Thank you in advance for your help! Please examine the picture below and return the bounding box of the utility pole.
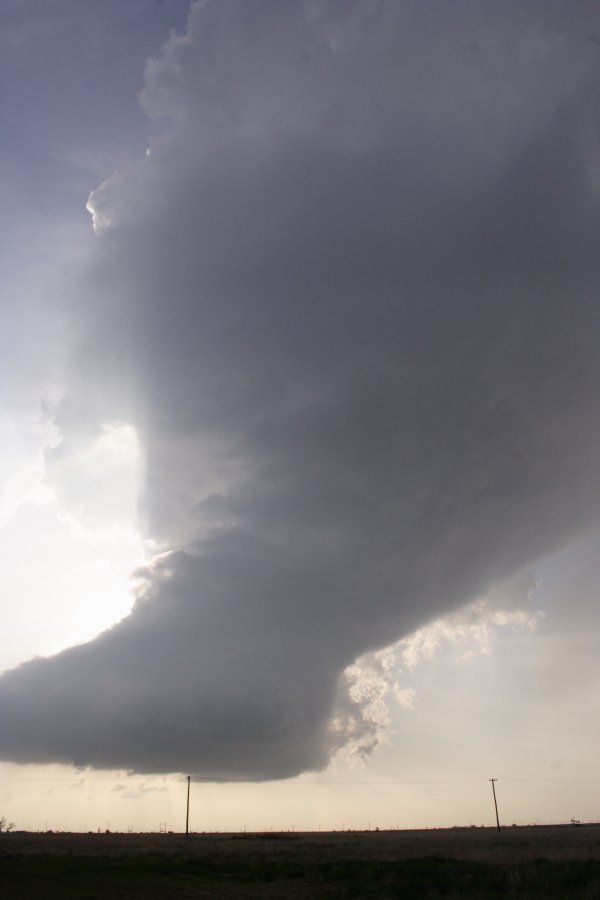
[489,779,500,831]
[185,775,191,837]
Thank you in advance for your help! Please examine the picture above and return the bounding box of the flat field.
[2,825,600,898]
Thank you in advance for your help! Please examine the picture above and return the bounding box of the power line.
[501,779,600,785]
[1,776,599,785]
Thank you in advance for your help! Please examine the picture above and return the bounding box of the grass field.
[2,825,600,898]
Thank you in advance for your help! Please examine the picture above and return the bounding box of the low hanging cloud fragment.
[2,0,600,779]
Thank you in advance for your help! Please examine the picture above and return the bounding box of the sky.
[1,0,600,833]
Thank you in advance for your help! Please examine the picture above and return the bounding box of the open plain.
[2,824,600,898]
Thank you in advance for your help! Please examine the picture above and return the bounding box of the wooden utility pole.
[489,778,500,831]
[185,776,191,837]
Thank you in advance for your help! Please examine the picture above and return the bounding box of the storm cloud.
[1,0,600,778]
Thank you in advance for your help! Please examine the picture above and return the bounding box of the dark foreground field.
[2,825,600,898]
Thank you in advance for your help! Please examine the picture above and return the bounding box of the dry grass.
[2,824,600,898]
